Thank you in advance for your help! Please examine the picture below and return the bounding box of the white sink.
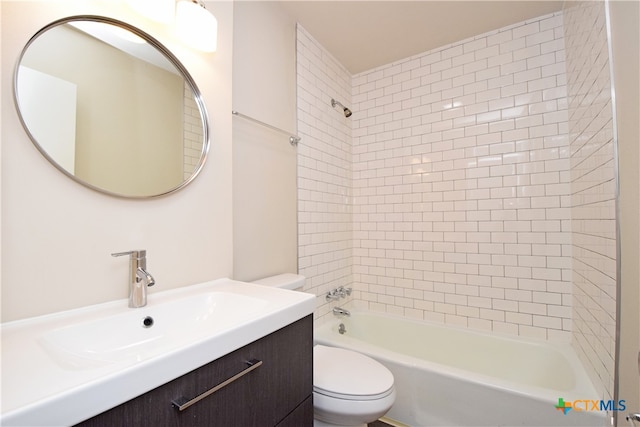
[1,278,315,426]
[39,291,269,369]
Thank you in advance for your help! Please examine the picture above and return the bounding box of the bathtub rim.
[314,310,602,406]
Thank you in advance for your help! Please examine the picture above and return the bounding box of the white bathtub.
[314,311,606,427]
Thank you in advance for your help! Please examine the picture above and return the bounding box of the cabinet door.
[77,315,313,427]
[276,395,313,427]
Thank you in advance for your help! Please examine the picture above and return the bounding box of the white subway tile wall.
[350,12,573,341]
[297,25,354,319]
[297,9,617,398]
[184,82,204,179]
[563,1,616,400]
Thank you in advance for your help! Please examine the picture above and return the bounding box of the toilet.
[252,274,396,427]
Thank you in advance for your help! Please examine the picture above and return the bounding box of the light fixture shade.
[126,0,175,23]
[175,0,218,52]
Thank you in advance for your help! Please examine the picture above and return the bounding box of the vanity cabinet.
[76,315,313,427]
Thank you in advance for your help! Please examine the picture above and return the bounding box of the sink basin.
[39,291,268,369]
[1,278,315,426]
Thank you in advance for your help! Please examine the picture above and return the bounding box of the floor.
[369,421,393,427]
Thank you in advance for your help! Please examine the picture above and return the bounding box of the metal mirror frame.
[13,15,211,199]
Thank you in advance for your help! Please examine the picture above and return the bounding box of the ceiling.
[280,1,564,74]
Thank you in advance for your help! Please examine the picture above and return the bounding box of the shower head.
[331,98,353,118]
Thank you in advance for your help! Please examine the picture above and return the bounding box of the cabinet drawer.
[77,315,313,427]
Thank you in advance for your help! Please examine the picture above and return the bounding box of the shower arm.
[331,98,353,118]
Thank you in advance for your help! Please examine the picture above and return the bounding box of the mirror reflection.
[14,16,209,198]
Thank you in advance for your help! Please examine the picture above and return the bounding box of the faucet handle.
[326,289,341,302]
[112,250,146,259]
[338,286,352,297]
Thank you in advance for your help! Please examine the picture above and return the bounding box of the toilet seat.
[313,345,394,401]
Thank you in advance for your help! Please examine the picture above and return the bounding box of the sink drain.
[141,316,154,328]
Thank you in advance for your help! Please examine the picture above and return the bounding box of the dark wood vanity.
[76,315,313,427]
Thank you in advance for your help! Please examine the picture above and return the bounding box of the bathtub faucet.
[326,286,352,302]
[333,307,351,317]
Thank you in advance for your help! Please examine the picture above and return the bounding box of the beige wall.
[609,0,640,414]
[232,1,299,282]
[231,1,297,133]
[1,0,234,321]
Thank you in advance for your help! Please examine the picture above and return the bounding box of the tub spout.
[333,307,350,317]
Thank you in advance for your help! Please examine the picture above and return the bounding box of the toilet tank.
[252,273,305,291]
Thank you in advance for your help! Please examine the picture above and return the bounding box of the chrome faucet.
[333,307,351,317]
[112,249,155,308]
[326,286,352,302]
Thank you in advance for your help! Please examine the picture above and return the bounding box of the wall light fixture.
[126,0,218,52]
[126,0,175,24]
[175,0,218,53]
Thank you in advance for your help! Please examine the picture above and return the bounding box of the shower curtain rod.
[231,110,301,146]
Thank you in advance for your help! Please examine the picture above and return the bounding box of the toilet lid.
[313,345,394,401]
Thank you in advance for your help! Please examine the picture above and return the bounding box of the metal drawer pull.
[172,359,263,411]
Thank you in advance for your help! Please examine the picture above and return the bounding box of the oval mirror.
[13,16,210,198]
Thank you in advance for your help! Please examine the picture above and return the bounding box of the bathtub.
[314,311,606,427]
